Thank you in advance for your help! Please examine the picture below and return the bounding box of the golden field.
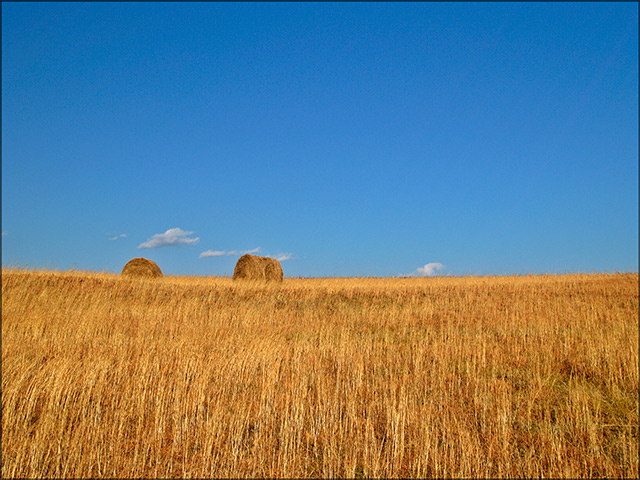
[1,268,638,478]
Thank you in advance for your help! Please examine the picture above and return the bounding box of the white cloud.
[139,228,200,248]
[272,253,293,262]
[416,262,445,276]
[1,232,7,237]
[108,233,127,241]
[199,247,261,258]
[199,250,227,258]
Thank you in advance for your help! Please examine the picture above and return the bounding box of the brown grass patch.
[2,270,637,478]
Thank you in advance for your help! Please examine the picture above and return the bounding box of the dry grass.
[2,268,638,478]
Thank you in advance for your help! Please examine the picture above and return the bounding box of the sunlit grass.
[2,268,638,478]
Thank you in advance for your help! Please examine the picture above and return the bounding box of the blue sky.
[2,2,638,277]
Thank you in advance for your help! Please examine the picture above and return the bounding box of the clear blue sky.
[2,2,638,277]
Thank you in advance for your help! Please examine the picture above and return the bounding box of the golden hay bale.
[233,254,283,281]
[121,257,163,278]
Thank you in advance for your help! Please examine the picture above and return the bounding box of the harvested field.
[2,269,638,478]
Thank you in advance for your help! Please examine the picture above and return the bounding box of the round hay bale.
[233,254,283,281]
[121,257,163,278]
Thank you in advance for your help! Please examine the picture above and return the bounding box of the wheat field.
[1,268,638,478]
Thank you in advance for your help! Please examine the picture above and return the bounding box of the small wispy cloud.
[199,250,227,258]
[199,247,261,258]
[272,253,293,262]
[416,262,445,276]
[139,228,200,249]
[108,233,127,241]
[1,232,7,237]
